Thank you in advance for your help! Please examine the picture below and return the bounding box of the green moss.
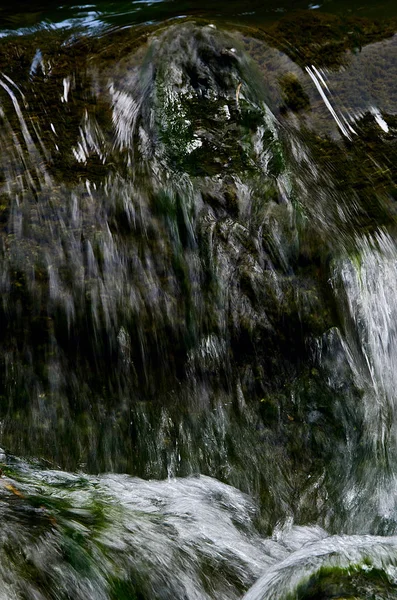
[279,73,311,113]
[259,395,279,423]
[285,563,397,600]
[109,578,143,600]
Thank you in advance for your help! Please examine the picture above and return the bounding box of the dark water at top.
[0,0,397,598]
[2,0,397,35]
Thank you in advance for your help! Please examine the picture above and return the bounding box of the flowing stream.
[1,1,397,598]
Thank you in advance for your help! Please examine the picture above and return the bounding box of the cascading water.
[1,1,397,598]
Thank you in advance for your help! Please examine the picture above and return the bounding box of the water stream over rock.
[1,1,397,597]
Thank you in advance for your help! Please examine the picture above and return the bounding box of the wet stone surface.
[0,4,396,598]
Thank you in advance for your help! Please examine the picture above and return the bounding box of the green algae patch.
[109,578,145,600]
[279,73,310,113]
[285,563,397,600]
[151,22,281,178]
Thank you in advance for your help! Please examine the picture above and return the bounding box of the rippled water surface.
[1,0,397,598]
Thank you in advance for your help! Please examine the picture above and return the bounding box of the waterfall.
[0,2,397,598]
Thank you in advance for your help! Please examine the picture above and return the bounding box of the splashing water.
[0,1,397,598]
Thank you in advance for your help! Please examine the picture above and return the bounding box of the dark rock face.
[0,12,395,533]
